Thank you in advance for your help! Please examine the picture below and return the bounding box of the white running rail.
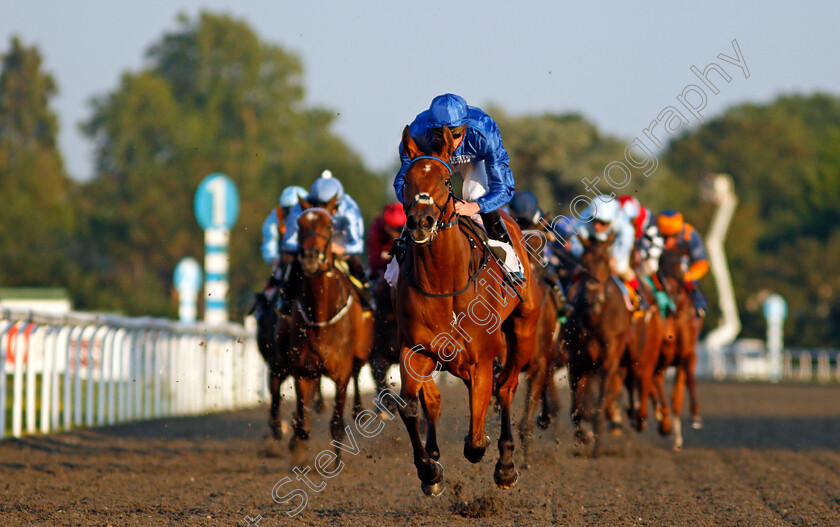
[0,308,267,439]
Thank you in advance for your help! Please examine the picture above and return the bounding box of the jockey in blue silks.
[394,93,524,284]
[258,185,307,303]
[281,170,372,311]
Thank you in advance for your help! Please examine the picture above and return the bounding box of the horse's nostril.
[406,216,417,229]
[422,215,435,229]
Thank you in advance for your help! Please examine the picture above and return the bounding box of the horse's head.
[296,197,337,276]
[659,245,687,286]
[578,231,615,317]
[400,125,457,245]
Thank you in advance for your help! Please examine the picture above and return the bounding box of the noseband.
[403,155,460,244]
[297,209,334,274]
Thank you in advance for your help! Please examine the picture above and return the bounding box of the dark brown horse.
[654,247,704,451]
[514,223,566,465]
[562,232,632,453]
[369,274,401,414]
[286,199,374,459]
[254,290,327,441]
[395,126,540,495]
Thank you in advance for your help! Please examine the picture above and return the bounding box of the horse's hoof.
[463,435,489,464]
[673,443,682,453]
[314,401,326,415]
[574,429,594,446]
[494,467,519,490]
[421,481,445,497]
[691,417,704,430]
[658,420,672,437]
[610,427,623,437]
[537,415,552,430]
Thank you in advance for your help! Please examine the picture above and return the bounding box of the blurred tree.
[491,108,677,220]
[664,94,840,346]
[0,37,75,287]
[79,12,386,318]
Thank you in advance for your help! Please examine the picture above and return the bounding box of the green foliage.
[491,107,677,218]
[77,12,385,318]
[664,94,840,346]
[0,37,75,287]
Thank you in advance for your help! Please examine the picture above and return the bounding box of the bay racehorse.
[654,246,704,451]
[395,125,540,495]
[253,288,326,442]
[562,231,632,454]
[286,198,373,460]
[514,221,566,465]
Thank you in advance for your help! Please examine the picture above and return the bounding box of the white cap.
[321,169,333,179]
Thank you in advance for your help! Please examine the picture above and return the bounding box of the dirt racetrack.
[2,380,840,526]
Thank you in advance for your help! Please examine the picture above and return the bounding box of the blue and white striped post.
[194,173,240,325]
[174,257,202,323]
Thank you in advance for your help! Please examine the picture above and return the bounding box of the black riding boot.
[479,210,526,285]
[276,257,300,316]
[345,254,375,311]
[542,267,573,319]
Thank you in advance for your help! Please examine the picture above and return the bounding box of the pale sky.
[2,1,839,181]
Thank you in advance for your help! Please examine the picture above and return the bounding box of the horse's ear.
[438,125,456,159]
[325,194,339,214]
[298,195,311,210]
[401,125,422,159]
[580,234,591,248]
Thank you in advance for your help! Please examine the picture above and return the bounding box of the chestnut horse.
[562,232,632,453]
[286,199,374,460]
[654,247,704,451]
[514,223,566,465]
[395,126,540,495]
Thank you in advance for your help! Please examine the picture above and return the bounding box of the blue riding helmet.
[279,185,308,208]
[309,170,344,204]
[428,93,469,129]
[509,190,541,222]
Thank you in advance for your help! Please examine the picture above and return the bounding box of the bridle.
[294,208,354,326]
[403,155,460,245]
[297,208,334,275]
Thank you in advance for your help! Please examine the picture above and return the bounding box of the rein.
[403,155,459,243]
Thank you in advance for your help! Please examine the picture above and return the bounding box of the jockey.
[367,203,406,280]
[281,170,373,311]
[260,185,307,299]
[619,195,670,313]
[573,194,645,312]
[508,190,571,318]
[394,93,524,285]
[657,210,709,316]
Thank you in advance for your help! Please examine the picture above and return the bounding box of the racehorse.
[253,291,325,441]
[395,125,540,495]
[285,198,374,460]
[615,253,664,434]
[369,274,400,413]
[562,232,632,453]
[654,246,704,451]
[514,222,566,465]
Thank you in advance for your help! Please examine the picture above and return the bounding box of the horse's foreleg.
[464,360,493,464]
[538,365,560,429]
[421,380,442,461]
[671,364,688,451]
[397,347,444,496]
[495,364,524,489]
[686,351,702,429]
[518,359,546,468]
[268,371,286,440]
[330,375,350,462]
[352,360,363,419]
[569,365,592,445]
[290,377,314,451]
[594,349,622,456]
[654,367,671,436]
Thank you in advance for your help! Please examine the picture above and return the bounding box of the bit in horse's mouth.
[410,229,433,245]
